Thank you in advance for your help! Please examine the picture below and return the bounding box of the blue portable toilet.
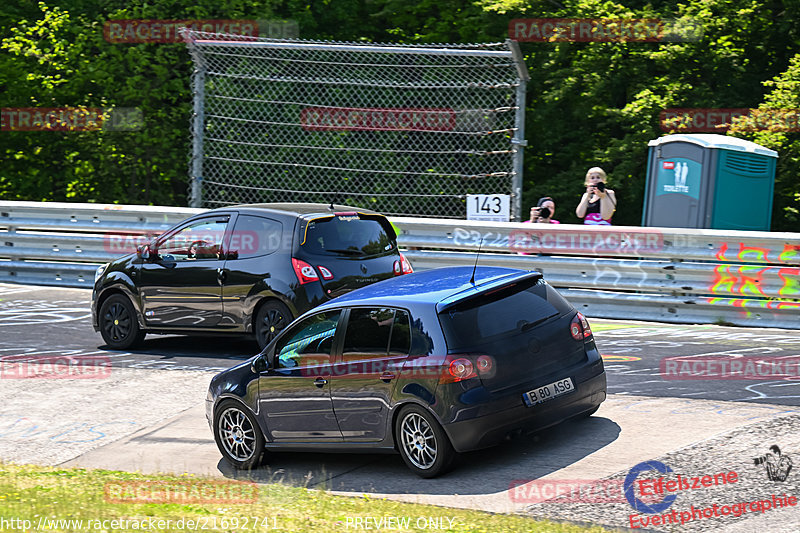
[642,134,778,231]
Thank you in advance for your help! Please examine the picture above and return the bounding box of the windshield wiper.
[327,248,365,256]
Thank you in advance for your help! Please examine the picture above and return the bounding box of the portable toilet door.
[710,146,778,231]
[642,134,778,230]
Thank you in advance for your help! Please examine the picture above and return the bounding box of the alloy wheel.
[219,407,257,461]
[400,412,437,470]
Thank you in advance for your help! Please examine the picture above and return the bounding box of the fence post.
[189,62,206,208]
[509,39,529,222]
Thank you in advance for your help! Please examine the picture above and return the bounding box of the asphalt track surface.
[2,282,799,404]
[2,283,800,532]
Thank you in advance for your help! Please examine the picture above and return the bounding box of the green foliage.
[1,0,799,231]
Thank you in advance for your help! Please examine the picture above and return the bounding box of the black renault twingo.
[92,203,412,350]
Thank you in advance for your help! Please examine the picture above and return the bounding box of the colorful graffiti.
[706,297,800,310]
[710,242,800,299]
[715,242,800,266]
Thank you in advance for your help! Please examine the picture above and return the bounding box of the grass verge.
[0,462,616,532]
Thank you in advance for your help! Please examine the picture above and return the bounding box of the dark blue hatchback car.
[207,266,606,477]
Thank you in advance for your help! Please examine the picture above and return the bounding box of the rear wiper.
[519,314,556,332]
[327,248,365,256]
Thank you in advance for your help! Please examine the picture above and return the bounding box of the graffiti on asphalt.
[0,415,136,443]
[0,300,91,325]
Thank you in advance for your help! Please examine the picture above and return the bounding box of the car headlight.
[94,263,109,284]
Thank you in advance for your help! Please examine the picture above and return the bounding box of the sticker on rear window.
[337,215,359,221]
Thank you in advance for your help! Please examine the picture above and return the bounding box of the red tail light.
[292,258,319,285]
[445,357,475,383]
[439,354,495,383]
[476,355,494,374]
[317,265,334,280]
[570,312,592,340]
[394,253,414,276]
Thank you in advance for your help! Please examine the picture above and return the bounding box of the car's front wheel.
[395,405,455,478]
[254,300,292,350]
[213,400,265,470]
[99,294,145,349]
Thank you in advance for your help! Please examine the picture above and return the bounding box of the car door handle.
[217,268,227,284]
[313,378,328,388]
[380,372,396,383]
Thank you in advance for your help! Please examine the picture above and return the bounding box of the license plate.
[523,377,574,406]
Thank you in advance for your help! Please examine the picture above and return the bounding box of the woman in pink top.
[576,167,616,225]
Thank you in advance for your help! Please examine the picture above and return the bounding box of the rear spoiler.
[299,212,398,245]
[436,271,543,314]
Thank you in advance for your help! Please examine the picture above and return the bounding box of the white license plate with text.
[523,377,574,406]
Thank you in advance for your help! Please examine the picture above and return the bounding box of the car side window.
[157,218,229,262]
[229,215,282,259]
[389,309,411,356]
[274,310,341,369]
[342,308,396,361]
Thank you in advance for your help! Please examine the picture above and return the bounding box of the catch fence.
[182,30,528,220]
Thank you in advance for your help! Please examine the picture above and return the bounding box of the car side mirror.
[251,354,270,374]
[137,244,151,260]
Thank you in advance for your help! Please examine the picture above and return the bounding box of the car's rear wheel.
[99,294,145,349]
[395,405,455,478]
[213,400,265,470]
[254,300,292,350]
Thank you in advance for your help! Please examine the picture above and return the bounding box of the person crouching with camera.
[526,196,560,224]
[576,166,617,225]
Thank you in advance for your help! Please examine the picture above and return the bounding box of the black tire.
[254,300,292,350]
[395,404,455,478]
[99,294,145,349]
[213,399,266,470]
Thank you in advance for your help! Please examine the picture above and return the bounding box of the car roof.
[315,266,542,311]
[217,203,382,219]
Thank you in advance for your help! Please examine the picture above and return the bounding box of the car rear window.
[439,278,572,352]
[300,215,395,257]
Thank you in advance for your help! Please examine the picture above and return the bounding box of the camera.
[538,207,551,219]
[594,182,606,192]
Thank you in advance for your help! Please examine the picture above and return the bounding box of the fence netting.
[183,30,526,218]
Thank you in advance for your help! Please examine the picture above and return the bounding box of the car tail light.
[394,253,414,276]
[476,355,494,374]
[445,357,475,383]
[439,354,495,383]
[317,265,334,280]
[570,312,592,340]
[292,258,319,285]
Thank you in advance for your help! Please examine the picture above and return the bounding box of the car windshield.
[300,215,395,256]
[439,279,571,352]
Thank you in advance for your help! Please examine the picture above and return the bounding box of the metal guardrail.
[1,201,798,329]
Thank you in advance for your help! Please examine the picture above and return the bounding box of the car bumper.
[205,398,214,431]
[442,361,606,453]
[90,290,100,331]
